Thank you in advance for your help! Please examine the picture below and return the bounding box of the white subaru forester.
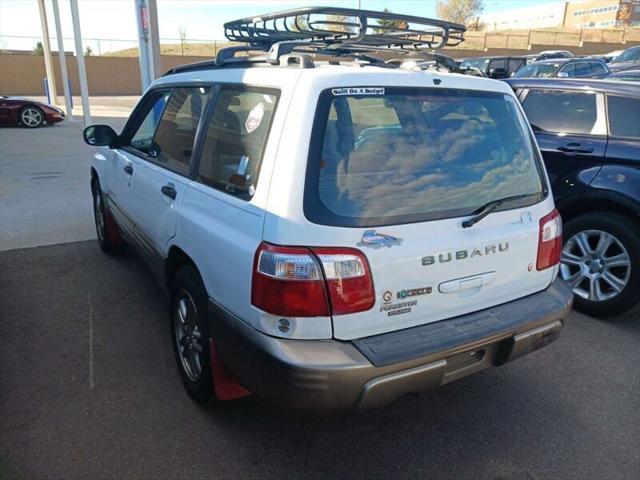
[83,8,573,411]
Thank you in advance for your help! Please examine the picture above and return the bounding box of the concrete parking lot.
[1,108,639,480]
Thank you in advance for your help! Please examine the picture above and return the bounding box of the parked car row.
[459,45,640,81]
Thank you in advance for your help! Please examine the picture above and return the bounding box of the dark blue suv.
[506,78,639,317]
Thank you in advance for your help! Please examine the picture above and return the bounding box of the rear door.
[130,86,210,270]
[291,87,556,340]
[519,87,607,205]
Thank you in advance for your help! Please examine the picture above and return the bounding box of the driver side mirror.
[488,67,508,78]
[83,124,119,148]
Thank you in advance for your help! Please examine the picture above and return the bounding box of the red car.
[0,95,65,127]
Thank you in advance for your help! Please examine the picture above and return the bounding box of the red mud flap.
[209,339,251,401]
[105,209,124,246]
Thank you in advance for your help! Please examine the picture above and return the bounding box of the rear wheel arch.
[166,246,202,292]
[559,195,640,227]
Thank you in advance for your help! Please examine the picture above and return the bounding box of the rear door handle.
[123,164,133,175]
[557,143,594,154]
[161,184,177,200]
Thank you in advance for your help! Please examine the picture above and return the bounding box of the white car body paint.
[91,64,558,341]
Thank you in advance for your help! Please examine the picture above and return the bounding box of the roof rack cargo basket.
[223,6,465,63]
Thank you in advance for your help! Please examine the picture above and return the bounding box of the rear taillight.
[537,209,562,271]
[312,248,375,315]
[251,242,375,317]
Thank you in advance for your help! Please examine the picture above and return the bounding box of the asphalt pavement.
[1,241,639,480]
[0,112,128,251]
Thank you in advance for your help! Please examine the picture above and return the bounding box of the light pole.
[134,0,161,92]
[36,0,58,104]
[52,0,73,119]
[70,0,91,127]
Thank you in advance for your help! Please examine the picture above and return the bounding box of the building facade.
[479,0,640,31]
[564,0,640,28]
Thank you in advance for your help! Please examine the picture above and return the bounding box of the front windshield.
[513,63,561,78]
[305,88,544,227]
[613,48,640,63]
[461,58,489,70]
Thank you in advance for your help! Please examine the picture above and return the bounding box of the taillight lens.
[252,243,329,317]
[251,243,375,317]
[312,248,375,315]
[537,209,562,270]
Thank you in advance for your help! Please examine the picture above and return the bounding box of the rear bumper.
[210,278,573,412]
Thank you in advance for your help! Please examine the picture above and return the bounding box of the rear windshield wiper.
[462,194,537,228]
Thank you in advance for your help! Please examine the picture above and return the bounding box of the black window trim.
[303,86,549,228]
[192,83,282,201]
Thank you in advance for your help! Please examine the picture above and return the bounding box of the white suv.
[83,8,573,411]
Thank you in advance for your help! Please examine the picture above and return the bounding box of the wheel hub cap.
[560,229,631,302]
[22,109,42,126]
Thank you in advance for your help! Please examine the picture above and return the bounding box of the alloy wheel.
[560,229,631,302]
[21,108,43,127]
[174,290,204,382]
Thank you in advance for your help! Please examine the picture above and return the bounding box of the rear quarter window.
[607,95,640,139]
[304,87,545,227]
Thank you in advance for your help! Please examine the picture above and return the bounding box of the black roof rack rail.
[223,6,465,62]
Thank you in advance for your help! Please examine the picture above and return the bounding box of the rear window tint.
[304,88,545,227]
[607,95,640,139]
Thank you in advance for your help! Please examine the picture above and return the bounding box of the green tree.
[33,41,44,55]
[374,8,407,34]
[436,0,484,25]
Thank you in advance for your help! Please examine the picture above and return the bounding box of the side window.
[560,63,575,77]
[607,95,640,139]
[521,89,600,135]
[152,87,210,175]
[129,91,170,155]
[489,59,506,70]
[590,62,606,74]
[509,59,525,74]
[574,62,591,77]
[197,87,279,198]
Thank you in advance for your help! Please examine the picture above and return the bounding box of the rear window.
[304,88,545,227]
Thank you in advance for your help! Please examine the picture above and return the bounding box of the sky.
[0,0,562,52]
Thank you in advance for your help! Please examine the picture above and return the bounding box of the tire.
[19,106,44,128]
[560,212,640,317]
[91,179,125,255]
[170,265,216,403]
